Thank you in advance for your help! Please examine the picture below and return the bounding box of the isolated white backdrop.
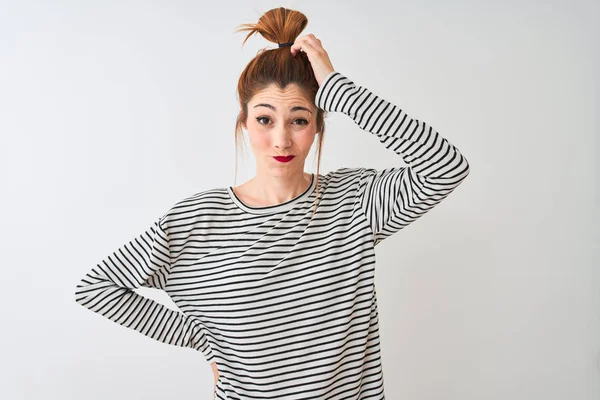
[1,0,598,399]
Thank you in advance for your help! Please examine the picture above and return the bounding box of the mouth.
[273,155,295,163]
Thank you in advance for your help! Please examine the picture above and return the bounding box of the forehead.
[249,83,312,107]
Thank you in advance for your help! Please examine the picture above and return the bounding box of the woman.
[74,7,470,399]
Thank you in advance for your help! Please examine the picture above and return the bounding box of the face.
[242,83,318,178]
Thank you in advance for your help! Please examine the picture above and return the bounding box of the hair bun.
[236,7,308,48]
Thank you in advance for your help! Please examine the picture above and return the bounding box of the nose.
[273,124,293,150]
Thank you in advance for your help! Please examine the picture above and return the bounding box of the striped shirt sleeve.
[315,71,471,246]
[74,217,215,362]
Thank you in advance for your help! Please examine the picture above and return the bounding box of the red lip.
[273,156,295,163]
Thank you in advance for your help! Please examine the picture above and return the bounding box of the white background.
[1,0,598,399]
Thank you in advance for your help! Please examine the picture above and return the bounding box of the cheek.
[296,130,316,150]
[248,130,271,149]
[255,135,271,148]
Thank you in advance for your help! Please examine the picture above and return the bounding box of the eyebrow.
[253,104,313,114]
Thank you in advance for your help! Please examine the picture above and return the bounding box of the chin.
[267,165,296,175]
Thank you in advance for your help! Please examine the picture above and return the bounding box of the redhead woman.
[75,7,470,399]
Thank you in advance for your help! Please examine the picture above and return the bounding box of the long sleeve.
[315,71,470,246]
[74,216,215,362]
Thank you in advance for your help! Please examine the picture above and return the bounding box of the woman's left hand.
[290,34,335,87]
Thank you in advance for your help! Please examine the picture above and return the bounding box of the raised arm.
[315,71,470,245]
[74,217,215,362]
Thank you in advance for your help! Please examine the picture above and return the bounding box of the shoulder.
[320,167,373,193]
[159,187,231,227]
[328,166,374,182]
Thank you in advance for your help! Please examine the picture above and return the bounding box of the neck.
[250,167,311,206]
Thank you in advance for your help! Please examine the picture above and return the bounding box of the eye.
[255,117,309,126]
[256,116,270,125]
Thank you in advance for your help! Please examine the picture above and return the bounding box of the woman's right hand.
[211,362,220,388]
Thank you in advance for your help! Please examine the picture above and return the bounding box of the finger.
[291,37,318,56]
[303,34,322,48]
[290,37,306,55]
[298,35,321,50]
[290,34,318,54]
[306,33,320,43]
